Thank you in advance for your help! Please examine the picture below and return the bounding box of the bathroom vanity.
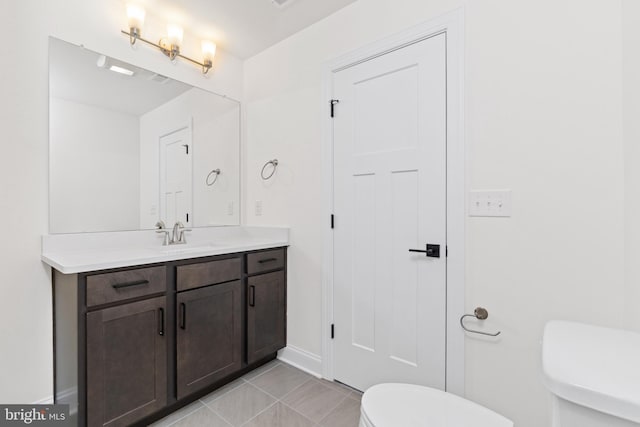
[43,227,288,427]
[43,37,284,426]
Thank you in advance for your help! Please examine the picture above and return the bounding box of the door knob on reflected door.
[408,244,440,258]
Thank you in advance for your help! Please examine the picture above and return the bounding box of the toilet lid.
[361,384,513,427]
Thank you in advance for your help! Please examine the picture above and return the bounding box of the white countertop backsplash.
[42,226,289,274]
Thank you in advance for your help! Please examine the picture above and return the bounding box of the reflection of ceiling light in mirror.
[270,0,297,8]
[109,65,135,76]
[96,55,108,68]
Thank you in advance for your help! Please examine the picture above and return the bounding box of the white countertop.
[42,226,289,274]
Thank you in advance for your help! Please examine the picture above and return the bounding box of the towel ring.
[460,307,501,337]
[206,169,221,186]
[261,159,278,180]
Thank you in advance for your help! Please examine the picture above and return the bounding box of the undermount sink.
[152,242,223,255]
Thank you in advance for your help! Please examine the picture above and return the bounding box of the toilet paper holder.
[460,307,501,337]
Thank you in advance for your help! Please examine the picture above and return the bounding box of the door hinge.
[331,214,335,229]
[331,324,335,339]
[330,99,340,118]
[446,246,448,257]
[182,144,189,154]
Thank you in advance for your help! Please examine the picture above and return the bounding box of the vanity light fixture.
[122,3,216,75]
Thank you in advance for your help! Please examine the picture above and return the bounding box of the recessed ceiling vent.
[269,0,297,9]
[148,73,171,84]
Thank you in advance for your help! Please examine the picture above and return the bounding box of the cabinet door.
[247,271,286,364]
[176,281,242,399]
[86,297,167,427]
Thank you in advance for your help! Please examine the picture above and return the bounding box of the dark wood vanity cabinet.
[247,270,286,364]
[52,247,286,427]
[82,265,169,427]
[86,297,167,427]
[246,248,287,364]
[176,280,242,399]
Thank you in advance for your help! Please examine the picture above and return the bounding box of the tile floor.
[151,360,362,427]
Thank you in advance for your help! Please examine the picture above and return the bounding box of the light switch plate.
[469,190,512,217]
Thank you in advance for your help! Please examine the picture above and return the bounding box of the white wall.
[50,97,140,233]
[0,0,632,421]
[243,1,625,426]
[623,0,640,333]
[139,88,241,228]
[0,0,243,403]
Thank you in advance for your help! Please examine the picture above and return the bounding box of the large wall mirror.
[48,37,240,234]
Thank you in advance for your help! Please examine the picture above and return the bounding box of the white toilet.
[359,383,513,427]
[543,321,640,427]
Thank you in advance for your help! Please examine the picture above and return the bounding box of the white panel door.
[160,127,192,227]
[333,33,447,392]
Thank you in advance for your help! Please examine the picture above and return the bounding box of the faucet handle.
[156,229,170,246]
[178,228,192,244]
[155,220,166,229]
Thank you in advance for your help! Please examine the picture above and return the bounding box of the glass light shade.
[126,4,145,30]
[167,24,184,46]
[202,41,217,61]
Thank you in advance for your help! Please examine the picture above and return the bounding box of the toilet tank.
[542,321,640,427]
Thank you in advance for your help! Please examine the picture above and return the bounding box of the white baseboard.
[56,387,77,405]
[278,345,323,378]
[33,395,54,404]
[34,387,78,415]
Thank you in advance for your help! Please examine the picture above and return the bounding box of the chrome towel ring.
[206,169,221,186]
[460,307,501,337]
[261,159,278,180]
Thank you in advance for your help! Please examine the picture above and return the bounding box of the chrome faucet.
[171,221,191,245]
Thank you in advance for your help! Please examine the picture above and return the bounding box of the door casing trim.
[321,8,465,395]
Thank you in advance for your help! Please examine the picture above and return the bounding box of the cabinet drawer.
[86,266,166,307]
[246,248,285,275]
[177,257,241,292]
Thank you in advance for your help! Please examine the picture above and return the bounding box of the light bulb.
[201,41,217,61]
[126,4,145,31]
[167,24,184,47]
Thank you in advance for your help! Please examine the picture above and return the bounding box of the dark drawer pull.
[158,308,165,336]
[112,279,149,289]
[258,258,278,264]
[249,286,256,307]
[179,303,186,329]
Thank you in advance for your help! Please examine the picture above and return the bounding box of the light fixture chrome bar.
[121,29,213,74]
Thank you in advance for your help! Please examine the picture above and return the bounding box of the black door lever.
[408,244,440,258]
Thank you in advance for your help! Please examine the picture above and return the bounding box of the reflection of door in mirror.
[49,37,241,234]
[159,126,193,227]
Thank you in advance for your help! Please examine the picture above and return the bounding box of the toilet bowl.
[543,321,640,427]
[359,383,513,427]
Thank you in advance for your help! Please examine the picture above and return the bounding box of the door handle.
[179,303,186,329]
[112,279,149,289]
[158,308,165,336]
[408,244,440,258]
[249,286,256,307]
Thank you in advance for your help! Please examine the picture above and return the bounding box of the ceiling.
[139,0,358,59]
[50,38,195,116]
